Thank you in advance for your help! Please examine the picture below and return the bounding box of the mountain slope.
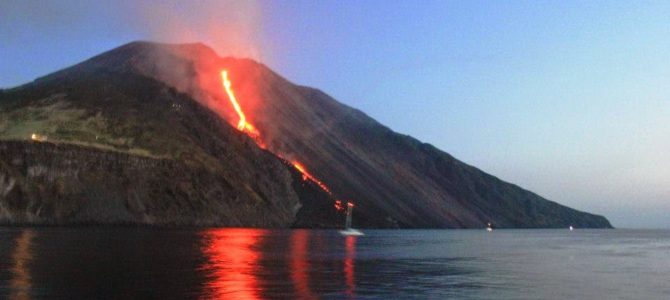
[0,64,335,227]
[230,62,612,228]
[0,41,612,228]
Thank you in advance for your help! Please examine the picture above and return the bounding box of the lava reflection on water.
[10,229,36,300]
[200,229,265,300]
[291,230,315,299]
[344,235,357,298]
[199,229,359,299]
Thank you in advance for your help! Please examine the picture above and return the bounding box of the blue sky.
[1,0,668,227]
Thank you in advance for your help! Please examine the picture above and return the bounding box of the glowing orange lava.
[291,161,332,194]
[220,70,354,210]
[221,70,260,137]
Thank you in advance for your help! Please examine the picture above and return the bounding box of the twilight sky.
[1,0,668,228]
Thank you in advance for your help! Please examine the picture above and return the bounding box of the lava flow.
[291,161,332,195]
[221,70,260,138]
[220,69,348,212]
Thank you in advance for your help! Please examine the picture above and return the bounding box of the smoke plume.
[124,0,267,62]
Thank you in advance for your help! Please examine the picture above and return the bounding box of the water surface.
[0,228,668,299]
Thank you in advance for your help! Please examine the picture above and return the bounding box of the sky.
[1,0,668,228]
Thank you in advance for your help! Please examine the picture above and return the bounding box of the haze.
[1,0,668,228]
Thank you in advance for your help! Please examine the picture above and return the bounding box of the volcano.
[0,41,611,228]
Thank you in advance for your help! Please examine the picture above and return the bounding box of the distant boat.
[339,202,364,236]
[486,223,493,232]
[569,226,574,231]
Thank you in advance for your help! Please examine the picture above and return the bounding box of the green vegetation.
[0,95,158,158]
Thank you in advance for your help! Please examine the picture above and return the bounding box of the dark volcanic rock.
[0,41,612,228]
[0,140,290,226]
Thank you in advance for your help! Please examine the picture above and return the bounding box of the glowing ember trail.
[291,161,332,194]
[334,200,345,211]
[220,69,351,212]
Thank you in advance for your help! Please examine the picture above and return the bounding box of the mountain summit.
[0,41,611,228]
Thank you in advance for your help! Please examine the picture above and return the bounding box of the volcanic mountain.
[0,41,612,228]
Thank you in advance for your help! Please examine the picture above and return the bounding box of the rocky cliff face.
[0,140,292,226]
[0,41,612,228]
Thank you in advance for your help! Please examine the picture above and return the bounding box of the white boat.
[340,228,365,236]
[486,222,493,232]
[339,202,364,236]
[569,225,574,231]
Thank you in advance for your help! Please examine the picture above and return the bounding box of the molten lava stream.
[219,69,352,210]
[221,70,260,138]
[291,161,332,195]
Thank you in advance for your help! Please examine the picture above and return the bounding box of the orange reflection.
[10,229,36,300]
[290,230,315,299]
[200,229,263,300]
[344,236,357,298]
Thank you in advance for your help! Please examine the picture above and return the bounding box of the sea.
[0,228,668,299]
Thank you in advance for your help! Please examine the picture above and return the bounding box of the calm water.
[0,228,668,299]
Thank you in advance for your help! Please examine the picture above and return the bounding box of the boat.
[569,225,574,231]
[339,202,364,236]
[486,222,493,232]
